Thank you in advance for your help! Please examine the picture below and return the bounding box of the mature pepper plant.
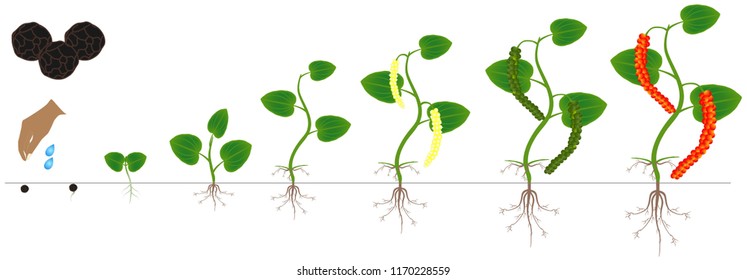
[261,60,351,219]
[611,4,741,255]
[104,151,147,203]
[361,35,470,232]
[170,109,252,210]
[486,19,607,246]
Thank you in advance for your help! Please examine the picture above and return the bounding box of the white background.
[1,0,745,279]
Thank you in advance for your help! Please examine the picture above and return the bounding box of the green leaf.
[170,134,202,165]
[691,84,741,121]
[361,71,404,103]
[309,60,336,81]
[610,49,662,85]
[315,115,351,142]
[550,18,587,46]
[681,5,720,35]
[207,109,228,138]
[104,152,125,172]
[261,90,297,117]
[559,93,607,127]
[419,35,452,60]
[220,140,252,172]
[125,152,147,172]
[486,59,533,94]
[427,102,470,133]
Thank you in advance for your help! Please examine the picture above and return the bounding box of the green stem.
[531,79,545,87]
[393,50,423,184]
[659,70,675,78]
[650,23,684,190]
[212,162,224,173]
[207,135,216,184]
[522,36,554,187]
[288,72,312,185]
[124,163,133,203]
[517,39,537,49]
[646,26,668,35]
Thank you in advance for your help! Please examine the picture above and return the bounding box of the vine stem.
[393,50,423,184]
[522,36,554,188]
[650,22,684,190]
[202,135,217,185]
[289,72,312,185]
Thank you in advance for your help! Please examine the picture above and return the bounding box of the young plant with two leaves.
[610,4,741,255]
[261,60,351,219]
[362,35,470,232]
[486,19,607,246]
[104,151,146,203]
[170,109,252,210]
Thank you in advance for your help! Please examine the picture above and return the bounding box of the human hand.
[18,99,64,161]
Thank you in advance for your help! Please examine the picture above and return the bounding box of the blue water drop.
[45,144,55,157]
[44,157,54,170]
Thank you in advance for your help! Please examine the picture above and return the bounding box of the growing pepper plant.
[610,4,741,255]
[170,109,252,210]
[361,35,470,233]
[261,60,351,219]
[486,18,607,246]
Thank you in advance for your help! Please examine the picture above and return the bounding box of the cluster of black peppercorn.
[11,22,105,79]
[508,46,545,121]
[544,101,583,174]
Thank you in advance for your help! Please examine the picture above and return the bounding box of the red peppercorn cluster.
[671,90,717,179]
[635,33,675,114]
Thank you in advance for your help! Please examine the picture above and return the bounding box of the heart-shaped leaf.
[315,115,351,142]
[691,84,741,121]
[550,18,587,46]
[220,140,252,172]
[419,35,452,60]
[104,152,125,172]
[361,71,404,103]
[559,93,607,127]
[486,59,534,94]
[309,60,336,81]
[207,109,228,138]
[681,5,720,35]
[125,152,147,172]
[170,134,202,165]
[261,90,297,117]
[610,48,662,85]
[427,102,470,133]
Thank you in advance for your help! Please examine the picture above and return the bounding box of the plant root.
[626,186,690,256]
[194,183,233,211]
[122,183,140,204]
[374,183,427,233]
[627,159,675,180]
[272,184,315,219]
[501,161,546,181]
[375,162,419,181]
[499,185,559,247]
[273,165,310,180]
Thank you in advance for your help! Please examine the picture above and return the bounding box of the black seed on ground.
[21,185,29,193]
[69,183,78,192]
[12,22,53,61]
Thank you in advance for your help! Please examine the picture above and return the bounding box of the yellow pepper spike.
[424,108,443,167]
[389,60,404,108]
